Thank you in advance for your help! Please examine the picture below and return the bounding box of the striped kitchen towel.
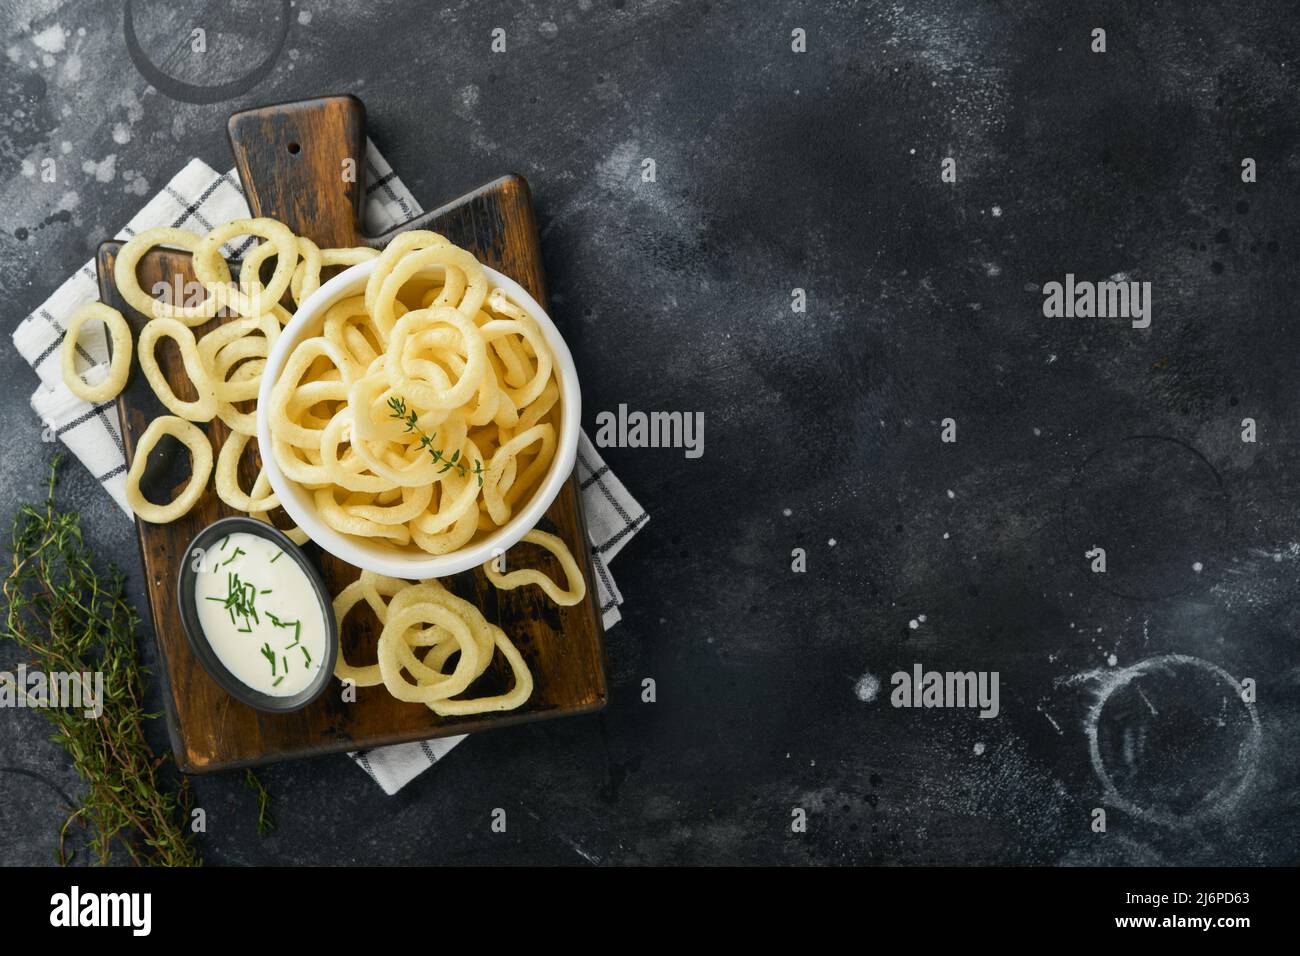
[11,145,646,795]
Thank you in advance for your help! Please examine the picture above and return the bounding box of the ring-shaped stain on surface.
[124,0,292,106]
[1085,654,1260,828]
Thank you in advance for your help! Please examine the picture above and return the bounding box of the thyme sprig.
[243,769,275,836]
[1,453,200,866]
[387,396,485,487]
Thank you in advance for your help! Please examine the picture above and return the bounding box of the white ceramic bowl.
[256,258,580,579]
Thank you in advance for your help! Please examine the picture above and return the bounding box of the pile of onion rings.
[266,229,561,555]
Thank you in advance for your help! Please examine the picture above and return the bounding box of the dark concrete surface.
[2,0,1300,865]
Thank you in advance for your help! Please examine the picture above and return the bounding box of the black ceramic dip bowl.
[177,516,338,713]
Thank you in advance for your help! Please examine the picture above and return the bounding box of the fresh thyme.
[243,770,275,836]
[1,453,199,866]
[387,395,485,487]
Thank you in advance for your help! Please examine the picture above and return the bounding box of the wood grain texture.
[96,95,607,773]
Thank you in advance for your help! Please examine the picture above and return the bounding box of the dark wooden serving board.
[95,95,607,773]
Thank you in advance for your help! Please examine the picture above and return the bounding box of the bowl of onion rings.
[256,233,581,579]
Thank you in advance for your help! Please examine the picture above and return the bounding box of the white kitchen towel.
[12,146,646,795]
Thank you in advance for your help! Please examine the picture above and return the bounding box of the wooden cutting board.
[95,95,607,773]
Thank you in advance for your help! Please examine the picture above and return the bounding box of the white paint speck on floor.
[32,25,66,53]
[853,672,880,702]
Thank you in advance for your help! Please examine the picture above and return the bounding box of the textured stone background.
[2,0,1299,865]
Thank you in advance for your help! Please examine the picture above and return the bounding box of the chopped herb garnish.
[269,550,284,564]
[198,542,318,691]
[219,535,230,551]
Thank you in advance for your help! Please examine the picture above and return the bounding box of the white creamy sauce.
[193,532,327,697]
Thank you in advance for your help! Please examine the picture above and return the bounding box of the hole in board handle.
[287,142,301,155]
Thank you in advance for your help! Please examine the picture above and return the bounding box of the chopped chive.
[219,535,230,551]
[260,588,273,594]
[301,646,312,667]
[210,570,265,635]
[272,675,285,688]
[269,550,284,564]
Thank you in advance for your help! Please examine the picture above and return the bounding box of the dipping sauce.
[192,531,328,697]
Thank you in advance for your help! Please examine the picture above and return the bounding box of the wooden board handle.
[227,94,368,247]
